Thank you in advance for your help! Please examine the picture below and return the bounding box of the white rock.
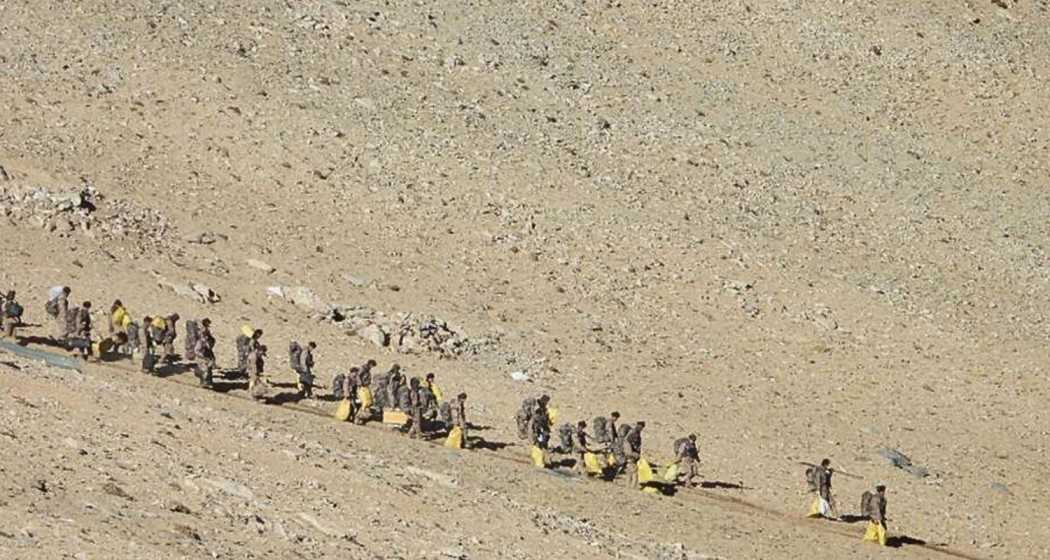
[356,324,388,347]
[246,259,276,273]
[510,371,530,382]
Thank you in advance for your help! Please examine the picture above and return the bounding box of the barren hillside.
[1,1,1049,558]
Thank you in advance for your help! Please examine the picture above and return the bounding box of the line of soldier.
[513,394,702,489]
[12,285,473,447]
[805,458,890,546]
[3,286,890,546]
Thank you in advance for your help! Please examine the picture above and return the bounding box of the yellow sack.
[119,312,133,330]
[150,317,167,330]
[607,453,617,467]
[583,452,604,475]
[530,446,546,468]
[357,386,374,408]
[445,426,464,449]
[664,463,680,483]
[334,399,352,422]
[430,383,444,402]
[383,409,409,425]
[111,307,128,330]
[863,521,887,546]
[807,496,831,518]
[638,458,655,484]
[240,324,255,337]
[547,407,559,426]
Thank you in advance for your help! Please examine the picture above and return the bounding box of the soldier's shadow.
[266,392,304,405]
[210,381,249,393]
[838,514,869,524]
[700,480,750,490]
[471,439,512,451]
[153,362,195,378]
[886,535,926,549]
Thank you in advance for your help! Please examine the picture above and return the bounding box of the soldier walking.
[194,319,217,388]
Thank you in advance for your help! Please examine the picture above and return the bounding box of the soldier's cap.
[426,372,435,380]
[539,394,550,403]
[308,341,317,348]
[5,290,14,299]
[82,301,92,308]
[636,421,646,427]
[876,484,886,492]
[202,318,211,326]
[610,411,620,418]
[170,313,180,320]
[688,433,697,440]
[457,392,467,400]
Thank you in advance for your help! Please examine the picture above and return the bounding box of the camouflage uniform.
[194,325,216,387]
[297,345,315,398]
[573,426,591,473]
[1,296,20,338]
[528,404,552,449]
[674,437,700,486]
[235,334,251,374]
[407,383,424,439]
[158,315,179,364]
[622,426,643,486]
[54,292,69,339]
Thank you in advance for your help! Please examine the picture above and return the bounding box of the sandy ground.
[1,1,1049,558]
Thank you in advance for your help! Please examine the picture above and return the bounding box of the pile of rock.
[0,184,174,252]
[267,285,494,357]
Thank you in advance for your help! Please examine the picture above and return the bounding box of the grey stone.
[357,324,388,347]
[246,259,276,273]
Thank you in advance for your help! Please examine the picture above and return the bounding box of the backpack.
[515,408,532,440]
[65,307,79,334]
[438,401,452,426]
[184,320,200,360]
[288,341,302,371]
[125,322,141,351]
[592,416,610,444]
[5,302,23,319]
[805,467,819,492]
[331,373,346,399]
[860,490,874,517]
[557,423,575,453]
[44,298,59,318]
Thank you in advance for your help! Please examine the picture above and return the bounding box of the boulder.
[356,324,388,347]
[246,259,276,273]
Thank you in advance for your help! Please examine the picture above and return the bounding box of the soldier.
[194,318,217,388]
[572,421,595,474]
[622,421,645,487]
[608,412,621,447]
[358,359,376,387]
[673,434,700,487]
[70,301,93,358]
[157,313,180,364]
[806,458,837,519]
[528,398,552,466]
[1,290,23,339]
[418,378,438,425]
[450,392,468,448]
[862,485,888,545]
[386,364,404,409]
[141,315,156,374]
[108,300,129,334]
[407,377,424,439]
[424,372,444,402]
[247,344,268,399]
[48,286,70,340]
[297,341,316,398]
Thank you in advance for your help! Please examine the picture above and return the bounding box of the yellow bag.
[383,409,409,424]
[119,312,133,330]
[530,446,546,468]
[547,407,559,426]
[607,453,617,467]
[638,458,655,484]
[664,463,680,483]
[445,426,464,449]
[150,317,167,330]
[334,399,352,422]
[430,383,444,402]
[240,324,255,337]
[638,458,658,493]
[357,386,374,408]
[807,496,830,518]
[111,307,128,330]
[863,521,887,546]
[583,452,604,475]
